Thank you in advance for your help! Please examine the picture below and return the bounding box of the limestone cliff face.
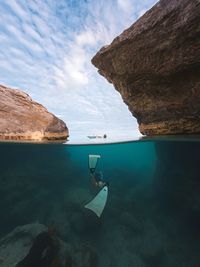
[0,85,68,141]
[92,0,200,135]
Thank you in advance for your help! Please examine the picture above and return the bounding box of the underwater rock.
[0,84,68,141]
[15,231,59,267]
[0,222,73,267]
[92,0,200,135]
[15,230,72,267]
[74,246,99,267]
[0,223,47,267]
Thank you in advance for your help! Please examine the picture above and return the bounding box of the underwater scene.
[0,139,200,267]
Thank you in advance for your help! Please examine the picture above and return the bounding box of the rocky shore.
[92,0,200,136]
[0,85,68,141]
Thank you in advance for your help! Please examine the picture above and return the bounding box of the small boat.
[87,134,107,139]
[87,135,102,139]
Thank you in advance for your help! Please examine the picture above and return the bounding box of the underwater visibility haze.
[0,139,200,266]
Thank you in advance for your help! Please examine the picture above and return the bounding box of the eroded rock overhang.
[92,0,200,135]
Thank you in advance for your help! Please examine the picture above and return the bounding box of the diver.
[88,154,109,189]
[85,154,109,217]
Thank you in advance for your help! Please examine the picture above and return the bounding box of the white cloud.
[6,24,43,53]
[75,29,97,47]
[118,0,132,13]
[5,0,28,20]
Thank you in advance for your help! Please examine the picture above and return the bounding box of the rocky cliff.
[0,85,68,141]
[92,0,200,135]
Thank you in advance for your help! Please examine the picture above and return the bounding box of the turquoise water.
[0,140,199,266]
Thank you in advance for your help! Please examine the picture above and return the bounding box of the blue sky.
[0,0,157,139]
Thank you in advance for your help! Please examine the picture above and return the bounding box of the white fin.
[84,186,108,217]
[89,154,101,172]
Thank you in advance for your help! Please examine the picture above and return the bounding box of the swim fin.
[84,186,108,217]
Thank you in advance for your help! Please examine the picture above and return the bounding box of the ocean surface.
[0,138,200,266]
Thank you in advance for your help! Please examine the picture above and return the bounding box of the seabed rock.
[0,223,72,267]
[0,223,47,267]
[0,222,101,267]
[74,245,99,267]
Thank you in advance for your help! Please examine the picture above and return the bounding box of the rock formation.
[0,85,68,141]
[92,0,200,135]
[0,222,99,267]
[0,223,72,267]
[0,223,48,267]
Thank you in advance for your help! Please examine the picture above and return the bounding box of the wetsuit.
[91,171,109,188]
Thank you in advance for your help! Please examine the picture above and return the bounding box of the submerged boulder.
[0,223,72,267]
[92,0,200,135]
[0,223,48,267]
[0,222,100,267]
[0,85,68,141]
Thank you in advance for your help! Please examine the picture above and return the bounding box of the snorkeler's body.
[90,171,108,189]
[85,154,109,217]
[88,154,109,189]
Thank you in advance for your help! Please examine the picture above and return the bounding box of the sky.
[0,0,157,140]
